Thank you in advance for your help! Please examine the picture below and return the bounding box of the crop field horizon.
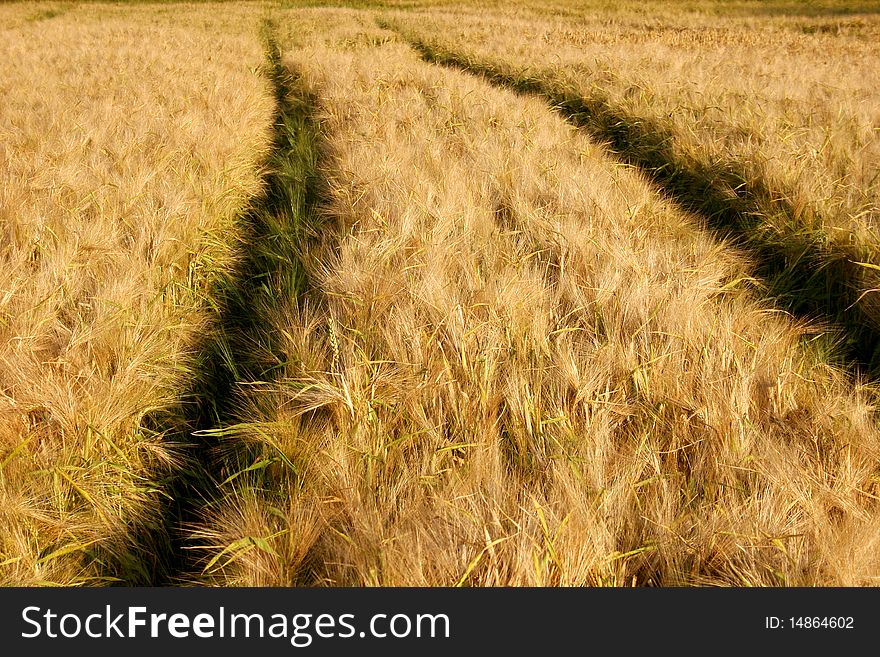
[2,0,879,587]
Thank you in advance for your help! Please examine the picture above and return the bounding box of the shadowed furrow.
[392,26,880,378]
[132,19,325,585]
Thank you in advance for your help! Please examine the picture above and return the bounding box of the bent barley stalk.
[193,9,880,587]
[0,2,274,585]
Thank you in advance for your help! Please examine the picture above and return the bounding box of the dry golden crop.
[191,8,880,587]
[384,1,880,369]
[0,2,274,585]
[4,0,879,589]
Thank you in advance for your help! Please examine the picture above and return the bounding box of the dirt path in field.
[126,21,324,585]
[395,28,880,378]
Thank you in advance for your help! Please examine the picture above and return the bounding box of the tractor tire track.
[391,25,880,378]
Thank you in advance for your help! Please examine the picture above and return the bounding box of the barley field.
[2,0,879,587]
[0,1,274,584]
[386,0,880,367]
